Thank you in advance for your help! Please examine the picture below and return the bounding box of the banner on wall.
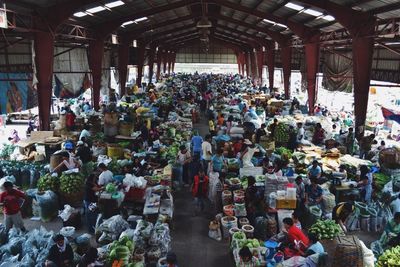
[382,107,400,124]
[54,73,91,99]
[0,73,37,114]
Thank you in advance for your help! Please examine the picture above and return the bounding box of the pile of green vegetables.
[60,173,85,194]
[107,236,135,266]
[0,144,16,159]
[374,173,391,191]
[275,147,293,161]
[377,245,400,267]
[309,219,342,240]
[231,232,261,249]
[274,124,289,144]
[38,173,59,192]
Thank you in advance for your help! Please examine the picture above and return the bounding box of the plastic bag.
[0,255,19,267]
[119,229,136,240]
[96,215,130,237]
[20,254,35,267]
[0,236,24,256]
[149,222,171,256]
[0,224,7,246]
[208,221,222,241]
[58,205,76,222]
[59,226,76,238]
[35,191,58,222]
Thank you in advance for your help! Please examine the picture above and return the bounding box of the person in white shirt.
[97,163,113,186]
[201,134,213,173]
[296,122,305,146]
[241,139,259,168]
[53,151,80,173]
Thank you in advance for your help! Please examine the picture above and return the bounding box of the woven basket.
[332,235,363,267]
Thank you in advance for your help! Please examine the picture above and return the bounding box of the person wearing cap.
[0,181,27,233]
[75,140,92,164]
[240,140,258,168]
[46,234,73,267]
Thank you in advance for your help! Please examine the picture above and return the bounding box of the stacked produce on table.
[59,172,85,195]
[376,245,400,267]
[37,173,59,192]
[107,236,135,266]
[309,219,342,240]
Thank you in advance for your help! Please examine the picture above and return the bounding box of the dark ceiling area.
[4,0,400,51]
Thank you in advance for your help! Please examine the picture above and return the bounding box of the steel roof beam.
[370,2,400,14]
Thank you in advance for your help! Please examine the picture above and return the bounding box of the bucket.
[242,225,254,238]
[239,217,250,228]
[222,190,232,206]
[360,215,370,231]
[229,227,241,237]
[107,145,123,159]
[119,122,133,136]
[233,190,245,203]
[221,216,238,239]
[223,204,235,216]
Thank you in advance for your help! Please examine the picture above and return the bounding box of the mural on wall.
[0,73,37,114]
[54,73,91,99]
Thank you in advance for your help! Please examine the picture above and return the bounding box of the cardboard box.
[276,198,297,209]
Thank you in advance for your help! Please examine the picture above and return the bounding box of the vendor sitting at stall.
[281,217,310,258]
[380,212,400,248]
[305,177,323,206]
[255,123,267,144]
[245,176,264,224]
[312,123,325,145]
[307,160,322,180]
[305,232,325,256]
[53,150,80,173]
[357,165,373,203]
[97,163,113,187]
[24,145,38,161]
[75,141,92,164]
[262,156,273,174]
[332,200,355,232]
[46,234,74,267]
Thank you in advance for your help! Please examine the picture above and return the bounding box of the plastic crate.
[124,187,146,202]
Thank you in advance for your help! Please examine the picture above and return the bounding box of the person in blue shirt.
[305,177,323,206]
[306,232,325,256]
[211,148,226,173]
[191,130,203,158]
[307,160,322,180]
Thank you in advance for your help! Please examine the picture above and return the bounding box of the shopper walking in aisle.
[192,169,209,215]
[345,127,355,155]
[201,134,213,173]
[191,130,203,158]
[176,145,191,187]
[0,181,27,233]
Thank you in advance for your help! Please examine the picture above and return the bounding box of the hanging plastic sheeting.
[322,51,353,93]
[53,47,90,97]
[101,50,111,96]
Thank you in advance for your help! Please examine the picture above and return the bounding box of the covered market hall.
[1,0,400,266]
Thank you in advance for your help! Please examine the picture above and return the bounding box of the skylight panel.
[86,6,106,14]
[105,1,125,8]
[285,3,304,11]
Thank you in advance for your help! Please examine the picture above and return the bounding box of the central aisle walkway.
[171,116,234,267]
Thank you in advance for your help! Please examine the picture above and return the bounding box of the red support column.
[34,31,54,130]
[172,53,176,73]
[167,52,172,74]
[162,51,167,74]
[88,38,104,111]
[148,47,156,84]
[304,35,320,115]
[251,51,258,83]
[266,49,275,90]
[281,46,292,100]
[245,52,251,77]
[353,34,374,137]
[256,50,265,85]
[156,50,162,81]
[118,43,129,96]
[136,45,146,86]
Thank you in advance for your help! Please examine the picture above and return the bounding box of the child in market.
[238,246,260,267]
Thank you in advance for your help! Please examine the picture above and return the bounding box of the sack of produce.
[59,172,85,207]
[36,190,59,222]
